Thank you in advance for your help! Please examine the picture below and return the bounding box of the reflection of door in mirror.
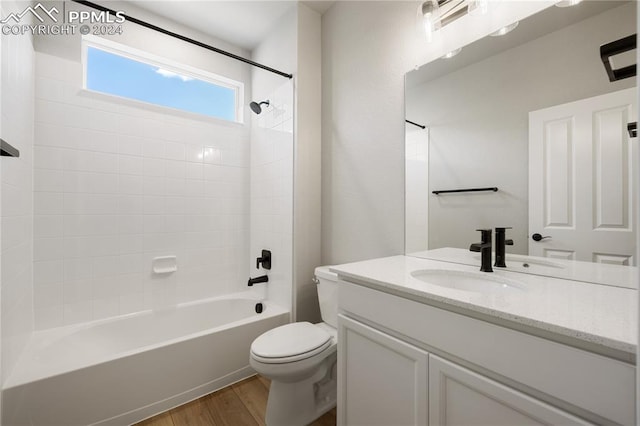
[529,87,637,265]
[405,123,429,252]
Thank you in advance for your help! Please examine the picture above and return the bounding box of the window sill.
[78,88,245,127]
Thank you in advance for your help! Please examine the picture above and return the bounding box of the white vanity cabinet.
[337,279,636,426]
[338,314,591,426]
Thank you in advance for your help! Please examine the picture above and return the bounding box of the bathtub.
[3,294,289,425]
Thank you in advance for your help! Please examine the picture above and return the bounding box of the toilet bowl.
[249,266,338,426]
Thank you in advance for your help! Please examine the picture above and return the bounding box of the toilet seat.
[251,322,332,364]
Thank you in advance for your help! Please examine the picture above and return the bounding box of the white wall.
[0,0,35,385]
[405,124,429,253]
[321,1,416,264]
[407,3,636,254]
[293,4,322,323]
[32,13,252,328]
[320,1,555,264]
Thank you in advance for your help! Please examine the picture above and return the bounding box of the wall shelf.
[0,139,20,158]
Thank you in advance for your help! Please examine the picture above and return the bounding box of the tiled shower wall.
[1,5,35,381]
[250,81,294,311]
[33,52,250,329]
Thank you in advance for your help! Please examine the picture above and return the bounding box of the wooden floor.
[135,375,336,426]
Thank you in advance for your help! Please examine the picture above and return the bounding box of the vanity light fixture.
[555,0,583,7]
[467,0,488,16]
[421,0,441,43]
[418,0,476,42]
[489,21,519,37]
[442,48,462,59]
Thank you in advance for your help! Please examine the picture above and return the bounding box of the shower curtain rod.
[70,0,293,79]
[405,120,426,129]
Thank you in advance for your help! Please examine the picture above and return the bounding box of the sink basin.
[410,269,527,293]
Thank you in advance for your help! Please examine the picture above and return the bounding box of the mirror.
[405,1,638,272]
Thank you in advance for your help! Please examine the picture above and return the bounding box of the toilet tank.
[314,266,338,328]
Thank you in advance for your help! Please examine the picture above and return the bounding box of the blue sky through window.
[86,47,237,121]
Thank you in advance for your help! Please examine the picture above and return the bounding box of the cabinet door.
[338,314,428,426]
[429,355,593,425]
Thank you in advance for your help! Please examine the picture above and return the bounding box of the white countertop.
[331,255,637,360]
[410,248,639,289]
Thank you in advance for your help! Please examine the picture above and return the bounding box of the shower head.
[250,100,270,115]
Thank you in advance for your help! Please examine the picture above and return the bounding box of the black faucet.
[256,250,271,270]
[248,275,269,286]
[469,229,493,272]
[494,227,513,268]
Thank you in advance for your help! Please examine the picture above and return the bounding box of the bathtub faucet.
[248,275,269,286]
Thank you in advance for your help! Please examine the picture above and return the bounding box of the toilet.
[250,266,338,426]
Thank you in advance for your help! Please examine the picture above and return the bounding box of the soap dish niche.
[152,256,177,274]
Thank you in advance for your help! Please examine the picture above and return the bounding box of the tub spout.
[248,275,269,286]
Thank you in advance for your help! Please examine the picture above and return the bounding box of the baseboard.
[94,366,256,426]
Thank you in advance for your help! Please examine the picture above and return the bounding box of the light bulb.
[421,0,440,43]
[489,21,519,37]
[441,48,462,59]
[468,0,488,16]
[423,12,435,42]
[555,0,583,7]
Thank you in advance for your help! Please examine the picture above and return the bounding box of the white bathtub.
[3,294,289,425]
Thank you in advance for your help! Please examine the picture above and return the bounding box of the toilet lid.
[251,322,331,359]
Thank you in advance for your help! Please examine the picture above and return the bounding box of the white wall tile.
[117,195,144,215]
[34,260,63,285]
[118,134,145,156]
[118,175,144,195]
[63,301,93,324]
[185,163,203,180]
[92,256,120,279]
[35,76,64,101]
[34,192,63,215]
[142,176,165,195]
[32,51,252,329]
[143,157,166,177]
[34,282,63,309]
[34,306,64,330]
[63,259,92,282]
[34,146,65,170]
[34,215,63,238]
[118,155,143,176]
[92,297,120,320]
[79,130,118,154]
[165,160,186,179]
[118,234,144,255]
[1,24,35,379]
[34,169,64,192]
[34,238,63,261]
[143,140,166,159]
[185,144,204,163]
[165,142,186,161]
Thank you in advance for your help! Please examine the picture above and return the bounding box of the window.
[83,37,243,122]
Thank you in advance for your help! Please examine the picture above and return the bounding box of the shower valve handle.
[256,250,272,270]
